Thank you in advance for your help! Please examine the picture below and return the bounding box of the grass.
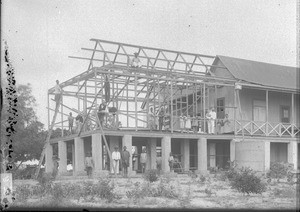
[11,173,298,210]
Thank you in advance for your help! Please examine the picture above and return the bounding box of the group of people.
[148,106,171,131]
[179,108,232,135]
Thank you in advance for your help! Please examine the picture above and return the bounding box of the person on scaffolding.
[68,112,74,134]
[131,52,142,68]
[54,80,63,109]
[98,101,108,128]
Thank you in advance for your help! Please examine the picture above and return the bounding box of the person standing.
[85,152,94,178]
[54,80,62,109]
[52,156,59,179]
[131,52,142,68]
[121,146,131,177]
[185,115,192,133]
[68,112,74,134]
[75,113,84,133]
[111,146,121,175]
[168,152,174,172]
[191,114,198,133]
[98,102,108,128]
[149,107,156,131]
[140,148,147,173]
[207,108,217,134]
[158,107,165,131]
[156,153,162,174]
[179,114,185,133]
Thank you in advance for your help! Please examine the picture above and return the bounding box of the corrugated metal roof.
[216,55,299,91]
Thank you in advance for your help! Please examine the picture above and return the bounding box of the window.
[217,98,225,119]
[253,100,266,122]
[280,106,290,123]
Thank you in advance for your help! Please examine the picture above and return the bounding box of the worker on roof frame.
[131,52,142,68]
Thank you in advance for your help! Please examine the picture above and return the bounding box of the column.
[72,143,75,172]
[197,137,207,174]
[161,136,171,172]
[74,137,85,175]
[92,133,102,174]
[230,139,236,162]
[45,144,54,173]
[58,141,67,175]
[288,141,298,170]
[146,141,151,171]
[110,136,119,173]
[264,141,270,171]
[180,139,190,172]
[149,138,157,169]
[122,135,133,175]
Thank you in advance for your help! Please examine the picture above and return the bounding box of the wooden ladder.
[34,103,60,179]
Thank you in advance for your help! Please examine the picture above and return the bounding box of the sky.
[1,0,298,128]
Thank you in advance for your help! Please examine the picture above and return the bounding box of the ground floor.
[45,131,299,176]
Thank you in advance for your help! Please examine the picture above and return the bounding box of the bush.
[143,169,159,183]
[230,167,266,195]
[95,177,119,202]
[15,184,31,202]
[267,162,294,181]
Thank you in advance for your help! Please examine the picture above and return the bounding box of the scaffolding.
[47,39,237,137]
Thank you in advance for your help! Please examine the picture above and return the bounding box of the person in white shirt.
[131,52,142,68]
[54,80,63,109]
[207,108,217,134]
[111,146,121,174]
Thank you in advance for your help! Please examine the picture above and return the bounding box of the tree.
[1,83,46,170]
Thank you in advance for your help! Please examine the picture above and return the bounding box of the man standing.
[121,146,130,177]
[75,113,84,133]
[158,107,165,131]
[131,52,142,68]
[85,152,94,178]
[111,146,121,175]
[98,102,108,128]
[54,80,62,109]
[68,112,74,134]
[140,148,147,173]
[207,108,217,134]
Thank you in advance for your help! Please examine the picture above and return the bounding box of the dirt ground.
[11,174,298,210]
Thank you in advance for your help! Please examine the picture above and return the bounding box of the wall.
[235,140,265,171]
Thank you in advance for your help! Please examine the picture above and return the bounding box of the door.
[280,106,290,123]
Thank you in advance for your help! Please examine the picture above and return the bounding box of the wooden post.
[233,86,236,135]
[291,93,295,137]
[135,73,138,131]
[48,93,50,130]
[61,95,64,137]
[266,90,269,136]
[126,84,129,128]
[170,76,174,133]
[203,83,206,133]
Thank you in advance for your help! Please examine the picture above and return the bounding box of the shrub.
[204,188,213,197]
[230,167,266,195]
[267,162,294,181]
[51,183,66,201]
[15,184,31,202]
[95,177,119,202]
[143,169,159,183]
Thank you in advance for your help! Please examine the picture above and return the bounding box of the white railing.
[235,120,300,137]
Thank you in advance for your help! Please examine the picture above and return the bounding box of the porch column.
[288,141,298,170]
[264,141,270,171]
[180,139,190,172]
[161,136,171,172]
[110,136,119,173]
[149,138,157,169]
[92,133,102,175]
[230,140,236,162]
[146,140,151,171]
[45,144,54,173]
[74,137,85,175]
[197,137,207,174]
[58,141,67,175]
[122,135,133,175]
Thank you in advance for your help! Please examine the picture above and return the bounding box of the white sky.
[1,0,297,127]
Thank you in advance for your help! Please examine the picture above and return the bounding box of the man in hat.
[98,101,108,128]
[85,152,94,178]
[207,107,217,134]
[131,52,142,68]
[121,146,130,177]
[54,80,63,109]
[111,146,121,174]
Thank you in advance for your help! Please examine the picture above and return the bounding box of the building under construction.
[44,39,300,177]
